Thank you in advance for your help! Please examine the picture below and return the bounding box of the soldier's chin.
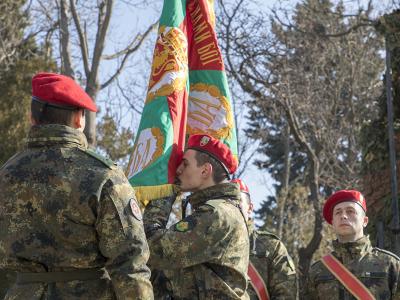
[179,185,192,192]
[337,227,353,235]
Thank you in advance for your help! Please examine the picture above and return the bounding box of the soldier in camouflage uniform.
[0,72,153,299]
[305,190,400,300]
[144,134,249,299]
[234,179,297,300]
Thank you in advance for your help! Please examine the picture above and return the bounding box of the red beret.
[32,72,97,112]
[323,190,366,224]
[187,134,238,174]
[231,178,250,194]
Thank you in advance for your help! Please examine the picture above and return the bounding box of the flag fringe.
[134,184,178,207]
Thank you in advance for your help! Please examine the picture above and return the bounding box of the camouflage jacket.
[144,182,250,300]
[305,235,400,300]
[248,224,297,300]
[0,125,153,300]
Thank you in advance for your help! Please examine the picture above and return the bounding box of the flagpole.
[385,37,400,255]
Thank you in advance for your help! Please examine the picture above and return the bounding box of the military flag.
[127,0,237,206]
[186,0,237,157]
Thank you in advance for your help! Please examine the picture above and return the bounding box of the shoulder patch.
[129,198,142,221]
[374,247,400,261]
[82,148,116,169]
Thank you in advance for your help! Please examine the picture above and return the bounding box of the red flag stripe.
[321,254,376,300]
[248,261,270,300]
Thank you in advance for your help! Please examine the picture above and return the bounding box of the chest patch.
[174,221,190,232]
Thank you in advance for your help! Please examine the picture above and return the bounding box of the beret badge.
[200,136,210,146]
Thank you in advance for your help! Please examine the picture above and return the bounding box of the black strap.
[32,96,79,111]
[181,197,189,219]
[16,267,107,283]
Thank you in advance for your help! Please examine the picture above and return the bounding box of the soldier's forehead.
[333,201,358,210]
[183,149,197,159]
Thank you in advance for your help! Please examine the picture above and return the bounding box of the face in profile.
[331,201,368,241]
[239,192,253,222]
[176,149,205,192]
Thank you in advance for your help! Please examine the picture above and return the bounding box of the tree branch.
[70,0,90,76]
[100,20,157,90]
[59,0,74,77]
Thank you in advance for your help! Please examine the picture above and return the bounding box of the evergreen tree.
[0,1,56,295]
[219,0,384,290]
[96,110,135,168]
[0,0,55,166]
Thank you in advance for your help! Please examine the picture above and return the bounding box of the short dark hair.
[31,100,82,126]
[194,150,229,184]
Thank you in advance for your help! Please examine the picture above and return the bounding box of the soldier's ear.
[249,201,254,214]
[363,216,369,228]
[73,109,85,131]
[30,113,37,125]
[201,162,213,179]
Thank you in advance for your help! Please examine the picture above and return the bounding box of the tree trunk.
[298,157,323,295]
[59,0,74,77]
[278,124,291,238]
[84,83,99,147]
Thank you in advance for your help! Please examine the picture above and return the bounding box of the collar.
[332,235,372,259]
[247,219,256,235]
[187,182,241,209]
[27,124,88,149]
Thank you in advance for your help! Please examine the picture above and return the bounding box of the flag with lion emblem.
[127,0,237,206]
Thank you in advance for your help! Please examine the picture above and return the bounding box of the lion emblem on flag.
[187,83,234,139]
[146,26,188,103]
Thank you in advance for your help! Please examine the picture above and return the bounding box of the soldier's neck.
[337,232,364,243]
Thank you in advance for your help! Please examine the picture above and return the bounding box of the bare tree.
[218,0,385,292]
[29,0,158,146]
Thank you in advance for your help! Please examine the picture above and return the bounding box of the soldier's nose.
[176,165,183,175]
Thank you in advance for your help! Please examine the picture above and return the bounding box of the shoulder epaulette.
[374,247,400,261]
[256,229,280,240]
[82,148,116,169]
[310,259,323,269]
[204,199,226,209]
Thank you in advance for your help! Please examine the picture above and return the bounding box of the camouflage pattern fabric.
[0,124,153,300]
[0,271,16,299]
[305,235,400,300]
[247,224,297,300]
[144,183,250,300]
[150,269,173,300]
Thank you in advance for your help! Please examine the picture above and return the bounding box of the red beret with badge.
[231,178,250,194]
[187,134,238,174]
[323,189,367,224]
[32,72,97,112]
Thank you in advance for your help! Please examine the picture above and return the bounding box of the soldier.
[0,72,153,299]
[305,189,400,299]
[233,179,297,300]
[143,134,249,299]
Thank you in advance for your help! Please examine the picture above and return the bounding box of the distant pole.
[385,37,400,255]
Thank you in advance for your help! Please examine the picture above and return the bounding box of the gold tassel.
[134,184,179,207]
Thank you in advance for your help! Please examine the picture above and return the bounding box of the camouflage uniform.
[305,235,400,300]
[144,182,249,300]
[248,223,296,300]
[0,125,153,299]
